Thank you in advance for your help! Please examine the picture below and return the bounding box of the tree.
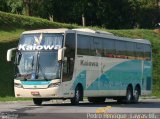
[6,0,23,14]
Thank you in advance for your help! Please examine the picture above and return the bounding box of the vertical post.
[82,14,85,27]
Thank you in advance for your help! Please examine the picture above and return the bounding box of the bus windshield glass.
[16,51,61,80]
[18,33,63,50]
[15,33,63,80]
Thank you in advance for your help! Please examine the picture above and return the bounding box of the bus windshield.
[16,51,61,80]
[15,33,64,80]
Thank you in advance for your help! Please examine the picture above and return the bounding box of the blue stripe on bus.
[21,81,51,85]
[72,70,86,90]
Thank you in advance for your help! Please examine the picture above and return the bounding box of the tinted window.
[93,37,102,56]
[65,33,75,58]
[126,42,135,59]
[115,40,126,58]
[103,39,115,57]
[144,44,151,60]
[77,35,92,55]
[135,43,144,59]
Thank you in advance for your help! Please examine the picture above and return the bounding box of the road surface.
[0,98,160,119]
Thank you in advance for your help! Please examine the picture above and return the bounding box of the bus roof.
[22,28,151,45]
[22,28,68,34]
[71,29,151,45]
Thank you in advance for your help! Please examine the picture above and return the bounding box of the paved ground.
[0,98,160,119]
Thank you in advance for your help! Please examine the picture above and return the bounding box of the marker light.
[48,82,60,88]
[14,83,23,88]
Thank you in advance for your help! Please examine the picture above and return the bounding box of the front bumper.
[14,87,62,98]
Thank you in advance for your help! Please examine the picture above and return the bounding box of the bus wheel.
[125,86,133,103]
[88,97,106,104]
[71,86,81,105]
[33,98,42,106]
[133,87,140,103]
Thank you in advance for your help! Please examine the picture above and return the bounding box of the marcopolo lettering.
[18,44,61,51]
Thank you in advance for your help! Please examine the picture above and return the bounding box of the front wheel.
[33,98,42,106]
[70,86,81,105]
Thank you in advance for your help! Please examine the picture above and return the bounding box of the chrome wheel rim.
[127,90,131,101]
[75,90,80,102]
[134,90,139,101]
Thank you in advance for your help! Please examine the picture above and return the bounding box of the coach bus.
[7,28,152,105]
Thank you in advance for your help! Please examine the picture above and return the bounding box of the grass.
[0,11,160,100]
[0,96,31,102]
[0,29,24,42]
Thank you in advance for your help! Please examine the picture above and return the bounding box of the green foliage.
[0,11,79,30]
[0,0,159,29]
[6,0,23,14]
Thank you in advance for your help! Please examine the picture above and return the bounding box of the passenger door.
[61,33,75,98]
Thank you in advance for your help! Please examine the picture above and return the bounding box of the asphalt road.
[0,98,160,119]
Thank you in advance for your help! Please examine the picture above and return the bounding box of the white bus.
[7,28,152,105]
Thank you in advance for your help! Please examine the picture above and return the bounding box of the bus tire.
[125,86,133,103]
[133,86,140,103]
[88,97,106,104]
[70,86,81,105]
[33,98,42,106]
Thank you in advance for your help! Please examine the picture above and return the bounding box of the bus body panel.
[71,56,152,97]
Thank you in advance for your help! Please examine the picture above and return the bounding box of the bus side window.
[63,33,75,82]
[135,43,144,60]
[115,40,127,59]
[126,42,135,59]
[77,35,91,55]
[93,37,102,56]
[65,33,75,58]
[103,39,115,58]
[144,45,151,60]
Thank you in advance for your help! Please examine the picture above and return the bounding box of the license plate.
[31,91,40,96]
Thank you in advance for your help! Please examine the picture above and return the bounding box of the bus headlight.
[14,83,23,88]
[48,82,60,88]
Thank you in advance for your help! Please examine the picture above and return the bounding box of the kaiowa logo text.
[18,44,61,51]
[80,60,98,67]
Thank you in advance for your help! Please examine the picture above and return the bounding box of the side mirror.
[7,48,17,62]
[58,47,66,61]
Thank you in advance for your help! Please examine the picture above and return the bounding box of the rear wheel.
[88,97,106,104]
[33,98,42,106]
[71,86,81,105]
[125,86,133,103]
[133,86,140,103]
